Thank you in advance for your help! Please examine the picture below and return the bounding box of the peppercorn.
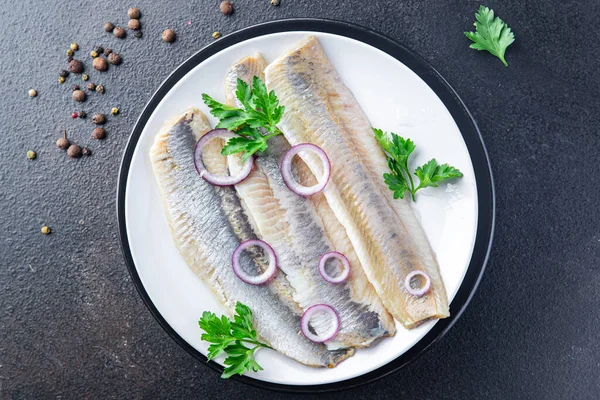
[71,111,79,119]
[104,22,115,32]
[56,137,70,150]
[67,144,82,158]
[27,150,36,160]
[71,84,80,91]
[59,69,69,78]
[90,50,99,58]
[162,29,176,42]
[114,27,126,38]
[128,19,141,30]
[67,56,73,62]
[87,82,96,91]
[95,46,104,54]
[70,43,79,51]
[66,49,74,57]
[79,111,86,119]
[82,74,89,81]
[58,76,66,84]
[220,1,233,15]
[28,89,37,97]
[92,113,106,125]
[72,90,86,102]
[212,31,221,39]
[134,31,143,38]
[128,7,141,19]
[104,48,112,56]
[92,127,106,139]
[96,84,105,94]
[271,0,280,5]
[107,53,121,65]
[82,147,91,156]
[69,59,84,74]
[93,57,108,72]
[41,226,51,235]
[111,107,119,115]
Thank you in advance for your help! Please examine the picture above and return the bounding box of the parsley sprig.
[198,302,272,379]
[201,77,284,161]
[373,128,463,201]
[465,5,515,67]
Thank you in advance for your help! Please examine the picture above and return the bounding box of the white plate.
[118,20,494,391]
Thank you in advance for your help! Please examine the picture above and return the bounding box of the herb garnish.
[201,77,284,161]
[373,128,463,201]
[198,302,272,379]
[465,5,515,67]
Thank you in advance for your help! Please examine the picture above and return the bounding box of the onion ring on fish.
[404,271,431,297]
[318,252,350,284]
[280,143,330,196]
[300,304,340,343]
[232,239,278,285]
[194,129,254,186]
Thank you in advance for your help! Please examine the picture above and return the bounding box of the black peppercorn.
[59,69,69,78]
[92,127,106,139]
[87,83,96,91]
[79,111,86,119]
[104,48,112,56]
[71,84,80,91]
[67,55,74,62]
[104,22,115,32]
[95,46,104,54]
[107,53,121,65]
[69,59,84,74]
[67,144,82,158]
[114,27,126,38]
[134,31,143,38]
[82,147,91,156]
[92,113,106,125]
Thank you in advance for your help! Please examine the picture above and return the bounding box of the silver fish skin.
[264,36,449,328]
[150,108,351,367]
[225,56,394,349]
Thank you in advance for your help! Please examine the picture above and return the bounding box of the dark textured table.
[1,0,599,398]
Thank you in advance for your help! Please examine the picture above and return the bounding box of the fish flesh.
[264,36,449,328]
[225,55,395,348]
[149,108,352,367]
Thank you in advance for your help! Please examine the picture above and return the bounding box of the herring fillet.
[225,55,394,349]
[264,36,449,328]
[149,108,351,367]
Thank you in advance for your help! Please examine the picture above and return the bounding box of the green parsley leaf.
[198,302,271,379]
[465,5,515,67]
[414,159,464,190]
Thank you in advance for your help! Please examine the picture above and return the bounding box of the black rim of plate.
[117,18,495,394]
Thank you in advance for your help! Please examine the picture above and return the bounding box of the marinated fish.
[225,55,394,348]
[264,36,449,328]
[149,108,351,367]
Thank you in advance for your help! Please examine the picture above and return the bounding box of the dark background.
[1,0,599,398]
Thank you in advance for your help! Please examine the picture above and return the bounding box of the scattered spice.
[220,1,233,15]
[28,89,37,97]
[128,7,141,19]
[58,76,66,84]
[270,0,280,5]
[69,59,84,73]
[162,29,176,42]
[72,90,86,102]
[71,84,80,91]
[134,31,143,38]
[71,111,79,119]
[82,147,91,156]
[66,49,74,57]
[95,46,104,54]
[67,144,82,158]
[90,50,99,58]
[107,53,121,65]
[67,55,74,62]
[92,113,106,125]
[111,107,119,115]
[128,19,141,30]
[59,69,69,78]
[87,82,96,91]
[104,22,115,32]
[92,127,106,139]
[114,27,127,38]
[27,150,36,160]
[79,111,87,119]
[104,48,112,56]
[93,57,108,72]
[56,136,70,150]
[212,31,221,39]
[41,226,51,235]
[70,43,79,51]
[96,84,105,93]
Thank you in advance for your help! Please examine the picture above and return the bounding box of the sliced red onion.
[280,143,330,196]
[300,304,340,343]
[194,129,253,186]
[404,271,431,297]
[318,252,350,284]
[232,240,277,285]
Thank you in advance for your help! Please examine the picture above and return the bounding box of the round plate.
[117,19,494,393]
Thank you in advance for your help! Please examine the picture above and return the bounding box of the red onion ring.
[232,240,277,285]
[318,252,350,284]
[300,304,340,343]
[280,143,330,196]
[194,129,254,186]
[404,271,431,297]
